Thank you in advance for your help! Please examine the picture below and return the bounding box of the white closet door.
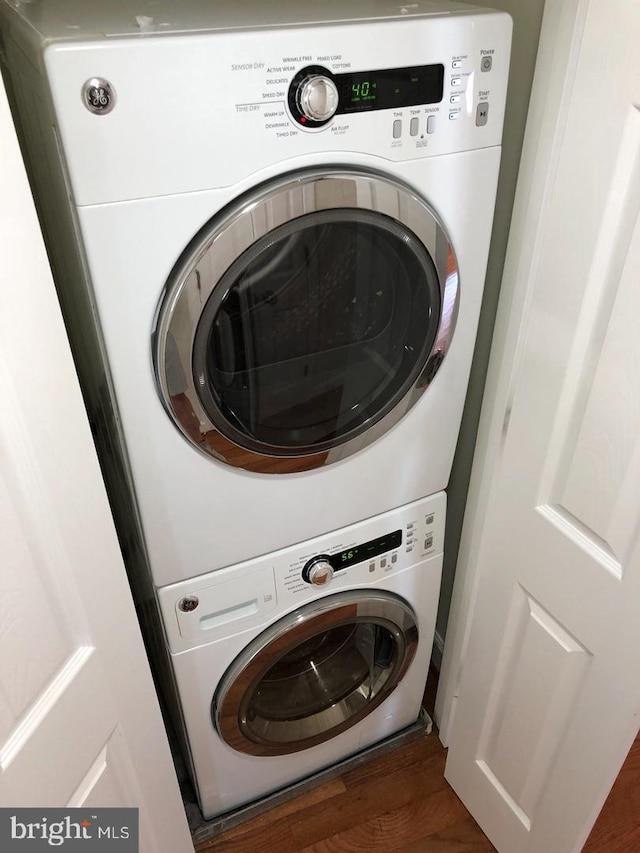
[0,78,192,853]
[441,0,640,850]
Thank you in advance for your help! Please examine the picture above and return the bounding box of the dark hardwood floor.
[194,731,494,852]
[190,665,640,853]
[194,671,493,852]
[583,731,640,853]
[189,658,640,853]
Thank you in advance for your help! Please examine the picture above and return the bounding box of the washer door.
[154,168,458,473]
[213,591,418,756]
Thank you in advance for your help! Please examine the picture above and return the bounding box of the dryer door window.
[193,208,438,455]
[213,591,418,756]
[155,169,459,473]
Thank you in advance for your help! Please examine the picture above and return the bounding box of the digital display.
[335,64,444,115]
[330,530,403,571]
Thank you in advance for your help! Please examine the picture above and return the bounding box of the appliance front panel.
[172,555,442,818]
[159,492,445,817]
[159,490,445,653]
[44,12,511,205]
[77,149,498,585]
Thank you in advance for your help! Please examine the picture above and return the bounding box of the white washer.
[0,0,511,588]
[159,492,445,818]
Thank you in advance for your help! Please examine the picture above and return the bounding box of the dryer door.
[154,168,458,473]
[212,590,418,756]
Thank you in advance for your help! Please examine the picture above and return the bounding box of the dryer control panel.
[158,491,445,653]
[288,63,444,128]
[43,9,512,205]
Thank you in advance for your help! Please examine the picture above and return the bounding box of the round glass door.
[154,168,459,472]
[213,591,418,756]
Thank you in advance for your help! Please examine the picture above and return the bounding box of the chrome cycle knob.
[297,75,339,122]
[302,557,334,586]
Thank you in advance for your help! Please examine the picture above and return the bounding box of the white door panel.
[442,0,640,850]
[0,77,192,852]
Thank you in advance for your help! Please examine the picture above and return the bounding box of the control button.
[452,60,462,69]
[410,117,419,137]
[450,94,461,104]
[426,514,434,525]
[449,112,460,121]
[308,562,333,585]
[481,55,493,72]
[406,547,413,553]
[427,115,436,135]
[391,554,398,564]
[369,562,375,573]
[425,534,434,550]
[298,75,339,121]
[393,119,402,139]
[451,77,462,87]
[380,557,387,568]
[302,555,334,586]
[407,523,414,529]
[476,102,489,126]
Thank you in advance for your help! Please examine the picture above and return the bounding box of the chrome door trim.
[212,590,418,756]
[153,167,459,473]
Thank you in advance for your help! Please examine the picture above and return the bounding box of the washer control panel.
[159,492,446,652]
[302,529,403,585]
[284,493,444,598]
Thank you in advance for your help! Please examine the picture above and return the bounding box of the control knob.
[297,75,339,122]
[302,556,334,586]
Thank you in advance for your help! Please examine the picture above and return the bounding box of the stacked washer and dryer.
[0,0,511,821]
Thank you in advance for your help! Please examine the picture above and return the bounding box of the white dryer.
[159,492,446,818]
[0,0,511,588]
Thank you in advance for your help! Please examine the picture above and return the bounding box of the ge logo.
[89,86,109,108]
[82,78,115,115]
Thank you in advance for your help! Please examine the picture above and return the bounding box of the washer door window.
[155,169,459,473]
[213,591,418,756]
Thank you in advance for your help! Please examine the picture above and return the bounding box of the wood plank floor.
[194,730,494,852]
[190,671,639,853]
[188,658,640,853]
[583,731,640,853]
